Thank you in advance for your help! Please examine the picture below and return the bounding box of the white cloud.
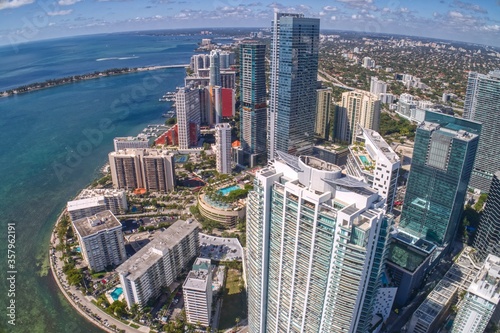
[323,5,337,11]
[331,15,337,21]
[480,24,500,31]
[449,11,464,18]
[48,10,73,16]
[0,0,34,10]
[58,0,81,5]
[400,7,409,13]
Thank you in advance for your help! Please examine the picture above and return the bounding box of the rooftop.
[469,254,500,304]
[116,219,200,281]
[114,136,148,142]
[72,210,121,238]
[68,196,105,212]
[359,126,399,163]
[183,258,212,292]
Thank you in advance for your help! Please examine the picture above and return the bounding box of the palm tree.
[235,317,240,329]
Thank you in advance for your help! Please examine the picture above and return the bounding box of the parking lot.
[199,233,243,261]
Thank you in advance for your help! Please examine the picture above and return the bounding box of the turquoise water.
[359,155,372,166]
[75,247,81,253]
[0,32,195,333]
[174,155,189,163]
[110,287,123,301]
[218,185,241,196]
[381,272,389,285]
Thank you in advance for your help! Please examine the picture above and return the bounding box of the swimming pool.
[381,272,389,285]
[359,155,372,166]
[174,155,189,163]
[74,247,81,253]
[218,185,241,196]
[110,287,123,301]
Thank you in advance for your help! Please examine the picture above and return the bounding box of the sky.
[0,0,499,47]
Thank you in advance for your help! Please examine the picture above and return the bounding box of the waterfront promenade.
[49,210,148,333]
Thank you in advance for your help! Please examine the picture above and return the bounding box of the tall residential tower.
[247,152,391,333]
[240,41,267,167]
[268,12,320,159]
[463,70,500,192]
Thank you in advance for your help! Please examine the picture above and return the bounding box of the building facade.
[72,210,127,272]
[209,50,221,87]
[314,87,332,140]
[247,153,391,333]
[117,219,200,308]
[399,111,480,246]
[240,42,267,167]
[214,123,232,174]
[109,148,175,192]
[183,258,213,327]
[463,70,500,192]
[113,136,149,151]
[345,125,400,212]
[176,86,201,150]
[370,77,387,97]
[473,171,500,263]
[452,254,500,333]
[336,90,381,144]
[268,12,320,159]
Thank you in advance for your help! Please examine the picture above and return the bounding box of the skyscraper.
[214,123,232,174]
[268,13,320,159]
[463,70,500,192]
[240,41,267,166]
[176,86,201,150]
[399,111,480,246]
[370,76,387,97]
[209,50,221,87]
[473,171,500,263]
[183,258,213,327]
[336,90,381,144]
[314,86,332,140]
[247,152,391,333]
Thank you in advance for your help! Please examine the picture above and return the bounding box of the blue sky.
[0,0,499,46]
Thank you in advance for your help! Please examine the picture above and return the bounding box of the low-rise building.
[113,136,149,151]
[68,189,127,221]
[72,210,126,272]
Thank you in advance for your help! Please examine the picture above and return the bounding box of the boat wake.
[96,56,139,61]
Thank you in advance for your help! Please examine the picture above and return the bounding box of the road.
[317,69,355,90]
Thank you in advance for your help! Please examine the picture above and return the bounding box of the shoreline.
[0,64,188,99]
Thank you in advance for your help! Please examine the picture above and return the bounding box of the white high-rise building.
[214,123,232,174]
[68,189,127,221]
[109,148,175,192]
[247,152,391,333]
[183,258,213,327]
[452,254,500,333]
[176,86,201,150]
[336,90,381,144]
[345,125,400,212]
[117,219,200,308]
[113,136,149,152]
[363,57,375,69]
[370,77,387,97]
[72,210,127,272]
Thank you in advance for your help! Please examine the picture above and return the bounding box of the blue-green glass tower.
[268,12,319,160]
[399,111,481,246]
[239,41,267,166]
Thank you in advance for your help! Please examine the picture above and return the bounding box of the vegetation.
[379,113,417,140]
[218,268,247,330]
[165,117,177,126]
[474,193,488,211]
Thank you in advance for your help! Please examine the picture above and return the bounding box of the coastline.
[49,206,149,333]
[0,64,188,99]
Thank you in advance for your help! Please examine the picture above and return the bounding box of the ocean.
[0,32,199,332]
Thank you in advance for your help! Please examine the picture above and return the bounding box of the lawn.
[218,268,247,331]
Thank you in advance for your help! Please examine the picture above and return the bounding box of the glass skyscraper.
[399,111,481,246]
[247,152,391,333]
[268,12,319,160]
[473,171,500,262]
[463,70,500,192]
[239,41,267,166]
